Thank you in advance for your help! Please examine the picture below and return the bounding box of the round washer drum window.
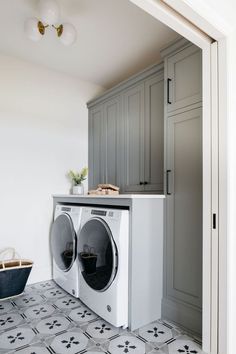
[51,214,76,271]
[78,218,118,292]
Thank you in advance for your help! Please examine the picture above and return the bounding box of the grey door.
[103,96,121,187]
[51,214,76,272]
[88,105,104,189]
[165,107,202,332]
[78,218,118,292]
[123,83,145,192]
[144,73,164,192]
[166,45,202,113]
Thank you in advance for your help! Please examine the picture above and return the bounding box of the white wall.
[0,54,103,284]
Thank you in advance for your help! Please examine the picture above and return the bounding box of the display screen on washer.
[91,210,107,216]
[78,218,117,291]
[61,207,71,212]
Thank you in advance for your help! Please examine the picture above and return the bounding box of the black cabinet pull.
[144,181,148,185]
[167,78,172,104]
[166,170,171,195]
[139,181,144,185]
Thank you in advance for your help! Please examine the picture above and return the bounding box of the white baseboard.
[162,297,202,335]
[28,264,52,285]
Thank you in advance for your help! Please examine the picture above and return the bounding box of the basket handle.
[0,248,22,269]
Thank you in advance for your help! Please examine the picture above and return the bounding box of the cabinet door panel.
[123,84,144,192]
[166,107,202,310]
[144,74,164,192]
[103,96,121,186]
[167,45,202,113]
[88,106,104,189]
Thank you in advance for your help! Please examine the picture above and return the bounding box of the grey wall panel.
[144,73,164,192]
[88,105,104,189]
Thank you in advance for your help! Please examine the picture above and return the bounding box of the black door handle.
[167,78,172,104]
[166,170,171,195]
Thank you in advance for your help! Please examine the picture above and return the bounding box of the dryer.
[77,207,129,328]
[51,204,82,297]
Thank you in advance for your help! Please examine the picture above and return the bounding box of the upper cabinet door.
[123,83,145,193]
[166,45,202,113]
[88,105,105,190]
[103,96,121,187]
[144,73,164,192]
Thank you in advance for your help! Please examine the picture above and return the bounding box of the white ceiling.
[0,0,178,88]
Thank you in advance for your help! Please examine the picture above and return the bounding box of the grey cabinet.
[88,96,121,190]
[123,83,145,193]
[166,108,202,305]
[88,63,164,193]
[162,40,203,334]
[122,74,164,193]
[166,45,202,113]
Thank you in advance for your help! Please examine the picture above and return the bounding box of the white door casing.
[128,1,221,353]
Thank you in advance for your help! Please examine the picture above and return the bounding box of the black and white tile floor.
[0,281,204,354]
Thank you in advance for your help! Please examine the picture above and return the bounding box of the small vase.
[72,184,84,195]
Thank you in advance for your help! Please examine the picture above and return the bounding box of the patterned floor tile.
[30,280,56,292]
[68,304,99,325]
[102,332,154,354]
[43,288,68,300]
[13,295,45,309]
[159,335,203,354]
[135,320,180,348]
[23,302,58,321]
[0,312,26,333]
[0,325,38,351]
[32,314,73,339]
[54,295,82,311]
[82,319,121,344]
[0,280,203,354]
[45,327,96,354]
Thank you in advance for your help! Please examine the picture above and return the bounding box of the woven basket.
[0,248,33,300]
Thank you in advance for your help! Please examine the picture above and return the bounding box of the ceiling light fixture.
[24,0,77,46]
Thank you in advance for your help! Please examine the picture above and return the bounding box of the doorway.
[128,1,222,353]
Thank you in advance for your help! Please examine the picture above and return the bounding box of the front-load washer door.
[78,218,118,292]
[51,213,76,272]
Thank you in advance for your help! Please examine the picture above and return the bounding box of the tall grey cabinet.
[88,64,164,194]
[161,38,203,334]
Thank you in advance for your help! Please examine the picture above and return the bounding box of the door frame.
[128,1,228,353]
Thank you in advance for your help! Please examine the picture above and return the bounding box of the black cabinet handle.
[166,170,171,195]
[144,181,148,185]
[139,181,144,185]
[167,78,172,104]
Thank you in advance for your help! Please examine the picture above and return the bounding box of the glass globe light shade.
[24,18,43,42]
[38,0,60,25]
[59,23,77,46]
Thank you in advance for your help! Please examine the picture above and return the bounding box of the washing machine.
[77,207,129,328]
[50,204,82,297]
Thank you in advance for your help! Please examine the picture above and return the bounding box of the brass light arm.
[52,24,63,37]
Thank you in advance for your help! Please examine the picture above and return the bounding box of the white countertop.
[53,194,165,199]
